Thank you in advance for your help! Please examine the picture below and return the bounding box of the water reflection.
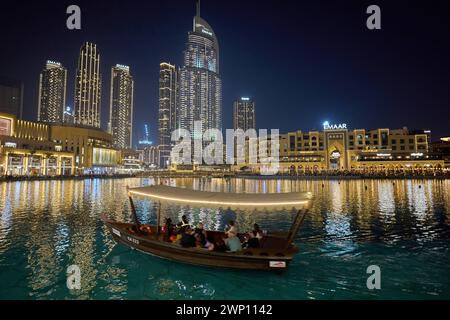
[0,178,449,299]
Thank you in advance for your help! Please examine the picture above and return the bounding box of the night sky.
[0,0,449,144]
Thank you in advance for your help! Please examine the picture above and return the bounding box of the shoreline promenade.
[1,171,449,182]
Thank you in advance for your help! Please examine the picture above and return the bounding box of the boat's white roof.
[128,185,313,211]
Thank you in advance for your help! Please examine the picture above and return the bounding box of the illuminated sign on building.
[115,64,130,72]
[4,142,17,148]
[201,29,213,36]
[46,60,62,67]
[196,23,213,36]
[323,121,347,130]
[241,97,250,101]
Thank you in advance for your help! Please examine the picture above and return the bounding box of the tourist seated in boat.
[177,215,191,233]
[243,224,264,249]
[161,218,175,241]
[224,234,242,252]
[223,220,242,252]
[138,225,152,234]
[180,226,197,248]
[194,222,207,247]
[224,220,238,238]
[212,238,227,252]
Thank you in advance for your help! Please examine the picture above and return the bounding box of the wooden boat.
[102,185,313,271]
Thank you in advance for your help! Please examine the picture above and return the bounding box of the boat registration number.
[127,236,139,245]
[269,261,286,268]
[112,228,121,237]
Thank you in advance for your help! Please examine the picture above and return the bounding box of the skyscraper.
[37,61,67,123]
[108,64,134,149]
[0,77,24,118]
[74,42,101,128]
[179,0,222,139]
[233,97,256,131]
[159,62,178,167]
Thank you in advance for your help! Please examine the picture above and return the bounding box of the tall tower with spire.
[179,0,222,158]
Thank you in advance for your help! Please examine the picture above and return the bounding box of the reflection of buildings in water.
[442,180,450,222]
[24,203,61,292]
[58,179,104,298]
[26,230,60,292]
[329,181,343,214]
[0,183,13,254]
[102,264,128,298]
[378,182,396,225]
[324,212,352,239]
[406,180,430,221]
[68,235,97,298]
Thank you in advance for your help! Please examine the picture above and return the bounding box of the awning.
[127,185,313,211]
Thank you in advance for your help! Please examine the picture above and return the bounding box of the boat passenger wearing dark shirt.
[194,222,207,246]
[180,227,196,248]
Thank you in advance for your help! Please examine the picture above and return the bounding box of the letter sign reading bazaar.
[323,121,348,130]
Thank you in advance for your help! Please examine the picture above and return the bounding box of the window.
[392,146,397,150]
[401,146,405,150]
[409,139,414,144]
[391,139,396,144]
[381,132,388,146]
[400,139,405,144]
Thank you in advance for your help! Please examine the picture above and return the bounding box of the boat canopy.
[127,185,313,211]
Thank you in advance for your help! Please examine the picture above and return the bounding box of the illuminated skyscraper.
[159,62,178,167]
[233,97,256,131]
[108,64,134,149]
[74,42,101,128]
[179,0,222,140]
[37,61,67,123]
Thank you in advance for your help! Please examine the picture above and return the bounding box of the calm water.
[0,177,449,300]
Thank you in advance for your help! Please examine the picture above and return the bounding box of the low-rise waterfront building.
[50,124,120,174]
[430,137,450,169]
[232,125,445,175]
[0,112,74,176]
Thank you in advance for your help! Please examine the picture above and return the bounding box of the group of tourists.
[161,215,264,253]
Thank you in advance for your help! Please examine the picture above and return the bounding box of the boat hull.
[104,221,294,271]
